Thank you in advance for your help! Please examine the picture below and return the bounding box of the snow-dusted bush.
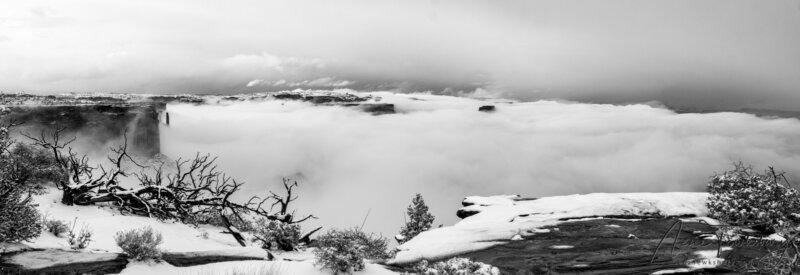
[313,228,390,273]
[706,163,800,233]
[0,196,41,243]
[115,226,163,261]
[747,248,797,275]
[44,218,70,237]
[252,219,301,251]
[397,193,435,243]
[67,222,92,250]
[0,128,59,243]
[412,257,499,275]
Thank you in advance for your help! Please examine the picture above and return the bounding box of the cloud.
[246,79,265,87]
[246,77,354,89]
[247,77,354,88]
[160,91,800,238]
[304,77,353,87]
[221,52,325,73]
[2,0,799,110]
[29,6,58,18]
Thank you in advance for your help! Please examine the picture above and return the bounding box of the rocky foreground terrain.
[391,193,784,274]
[0,187,788,274]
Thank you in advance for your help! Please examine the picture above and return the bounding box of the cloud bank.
[2,0,800,110]
[160,92,800,238]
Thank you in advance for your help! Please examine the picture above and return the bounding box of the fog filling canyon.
[159,92,800,238]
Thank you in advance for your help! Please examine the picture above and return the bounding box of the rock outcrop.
[0,247,275,273]
[478,105,496,112]
[392,193,783,274]
[272,91,396,115]
[162,249,273,267]
[463,218,735,274]
[0,243,34,255]
[0,249,128,274]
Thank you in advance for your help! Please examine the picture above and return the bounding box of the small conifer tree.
[397,193,435,244]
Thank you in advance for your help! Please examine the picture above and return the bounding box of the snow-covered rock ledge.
[389,192,709,265]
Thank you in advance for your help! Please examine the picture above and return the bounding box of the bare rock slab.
[162,248,272,267]
[0,243,35,255]
[0,249,128,274]
[463,218,758,274]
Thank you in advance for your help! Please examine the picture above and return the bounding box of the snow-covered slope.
[390,192,709,265]
[29,188,244,253]
[28,188,396,274]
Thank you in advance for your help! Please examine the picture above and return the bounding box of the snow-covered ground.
[30,188,242,253]
[28,188,396,274]
[120,251,395,275]
[390,192,709,264]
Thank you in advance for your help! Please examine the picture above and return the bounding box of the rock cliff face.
[0,91,391,158]
[4,103,166,157]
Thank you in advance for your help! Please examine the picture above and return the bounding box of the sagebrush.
[252,219,301,251]
[313,228,390,273]
[706,163,800,273]
[67,221,92,250]
[43,218,70,237]
[412,257,499,275]
[115,226,164,261]
[0,122,61,243]
[706,163,800,233]
[0,194,41,243]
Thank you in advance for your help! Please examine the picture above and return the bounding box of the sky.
[1,0,800,110]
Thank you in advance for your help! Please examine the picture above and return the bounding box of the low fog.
[159,92,800,238]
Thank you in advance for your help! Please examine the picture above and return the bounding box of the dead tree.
[26,128,318,246]
[25,128,138,205]
[262,178,315,224]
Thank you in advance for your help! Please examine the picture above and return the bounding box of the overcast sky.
[1,0,799,110]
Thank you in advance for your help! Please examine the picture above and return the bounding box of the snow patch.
[764,233,787,242]
[462,195,520,207]
[120,260,395,275]
[652,268,694,274]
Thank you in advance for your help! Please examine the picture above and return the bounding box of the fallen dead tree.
[26,128,316,247]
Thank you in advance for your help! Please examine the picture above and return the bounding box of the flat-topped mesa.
[273,91,370,103]
[272,91,396,115]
